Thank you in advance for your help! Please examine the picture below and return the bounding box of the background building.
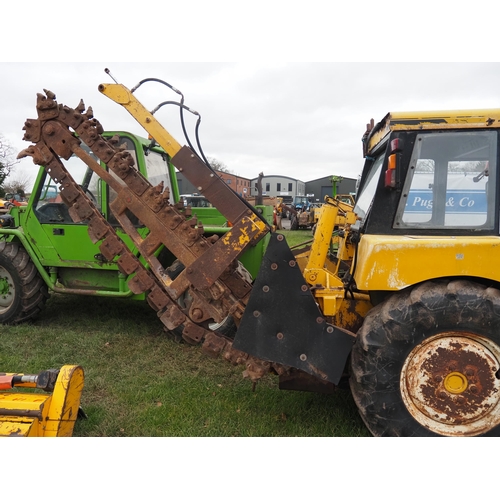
[176,171,252,198]
[177,171,358,203]
[249,175,305,203]
[305,175,358,203]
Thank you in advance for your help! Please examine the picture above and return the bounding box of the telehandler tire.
[350,279,500,437]
[0,241,49,324]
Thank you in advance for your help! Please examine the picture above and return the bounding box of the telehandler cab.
[3,71,500,436]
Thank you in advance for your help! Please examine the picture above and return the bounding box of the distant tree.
[3,170,33,198]
[208,157,233,174]
[0,134,19,197]
[415,159,435,172]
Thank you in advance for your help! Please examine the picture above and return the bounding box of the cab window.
[34,145,100,224]
[395,131,497,229]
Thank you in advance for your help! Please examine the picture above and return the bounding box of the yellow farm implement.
[0,365,84,437]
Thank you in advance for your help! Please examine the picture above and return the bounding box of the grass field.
[0,228,370,437]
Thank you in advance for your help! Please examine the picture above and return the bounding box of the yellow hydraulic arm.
[98,79,268,232]
[0,365,84,437]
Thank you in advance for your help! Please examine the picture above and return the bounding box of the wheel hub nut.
[444,371,468,394]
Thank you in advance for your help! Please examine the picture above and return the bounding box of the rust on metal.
[401,332,500,436]
[18,90,278,383]
[242,359,271,383]
[171,146,255,224]
[0,408,43,420]
[418,339,495,420]
[202,332,228,358]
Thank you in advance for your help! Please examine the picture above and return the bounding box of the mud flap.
[233,233,355,385]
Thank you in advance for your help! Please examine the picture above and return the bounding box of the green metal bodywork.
[1,132,270,299]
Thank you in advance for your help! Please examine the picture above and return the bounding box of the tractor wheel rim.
[0,266,15,310]
[400,332,500,436]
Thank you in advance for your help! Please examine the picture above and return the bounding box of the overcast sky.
[2,2,497,486]
[2,62,500,190]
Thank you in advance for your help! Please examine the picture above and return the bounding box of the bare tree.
[0,134,20,197]
[208,157,233,174]
[3,170,33,198]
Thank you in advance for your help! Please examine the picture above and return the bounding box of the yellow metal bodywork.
[301,197,368,325]
[354,235,500,291]
[0,365,84,437]
[98,82,269,252]
[98,83,183,158]
[367,109,500,154]
[326,295,373,333]
[291,195,500,331]
[296,112,500,330]
[299,203,500,330]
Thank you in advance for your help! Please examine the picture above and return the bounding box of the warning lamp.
[390,138,403,153]
[384,135,404,187]
[385,153,399,188]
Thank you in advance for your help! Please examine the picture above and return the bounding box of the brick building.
[177,171,357,202]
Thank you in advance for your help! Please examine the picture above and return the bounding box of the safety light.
[384,153,399,188]
[387,154,397,170]
[385,166,396,188]
[390,138,403,153]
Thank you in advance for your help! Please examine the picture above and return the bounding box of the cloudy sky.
[2,2,498,193]
[2,62,500,191]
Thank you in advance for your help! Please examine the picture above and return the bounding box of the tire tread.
[0,242,49,323]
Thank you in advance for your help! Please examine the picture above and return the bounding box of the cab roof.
[366,109,500,155]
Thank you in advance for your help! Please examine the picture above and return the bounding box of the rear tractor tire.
[0,241,49,324]
[350,280,500,436]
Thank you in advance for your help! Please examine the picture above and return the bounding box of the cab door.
[28,150,106,267]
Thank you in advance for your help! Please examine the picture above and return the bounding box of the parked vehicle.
[6,75,500,436]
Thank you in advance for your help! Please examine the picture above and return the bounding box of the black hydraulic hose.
[347,249,357,299]
[130,77,182,96]
[151,101,202,155]
[151,100,214,174]
[345,231,361,300]
[130,78,212,169]
[126,75,270,227]
[176,95,211,167]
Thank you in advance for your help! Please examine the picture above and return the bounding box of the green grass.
[0,229,370,437]
[277,227,314,248]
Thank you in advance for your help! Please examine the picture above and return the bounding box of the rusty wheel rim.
[400,332,500,436]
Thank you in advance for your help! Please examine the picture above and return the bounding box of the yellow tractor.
[12,71,500,436]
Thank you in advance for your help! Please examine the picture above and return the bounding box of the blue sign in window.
[405,190,487,214]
